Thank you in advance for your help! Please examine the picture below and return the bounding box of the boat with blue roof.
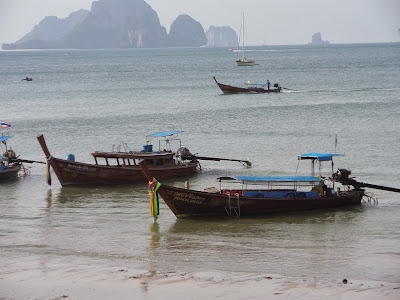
[37,132,250,186]
[140,153,367,218]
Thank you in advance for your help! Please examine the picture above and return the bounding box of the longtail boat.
[37,132,250,186]
[214,76,281,94]
[141,153,381,218]
[0,136,22,180]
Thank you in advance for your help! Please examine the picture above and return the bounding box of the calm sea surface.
[1,44,400,285]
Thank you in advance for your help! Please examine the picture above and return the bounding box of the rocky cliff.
[168,15,207,47]
[205,26,238,47]
[308,32,330,45]
[2,9,88,50]
[2,0,224,50]
[59,0,168,48]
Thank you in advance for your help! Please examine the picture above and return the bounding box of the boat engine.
[332,168,353,185]
[4,150,16,160]
[273,83,279,88]
[176,147,196,161]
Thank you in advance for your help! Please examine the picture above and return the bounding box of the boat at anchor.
[140,152,400,219]
[37,131,250,186]
[235,13,256,66]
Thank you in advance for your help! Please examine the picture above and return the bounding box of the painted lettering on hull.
[169,190,205,205]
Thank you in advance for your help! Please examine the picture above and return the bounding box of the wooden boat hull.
[0,164,21,180]
[214,76,281,94]
[156,185,364,218]
[48,157,198,186]
[37,134,199,186]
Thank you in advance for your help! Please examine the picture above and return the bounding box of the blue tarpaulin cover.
[245,83,266,86]
[0,136,12,143]
[299,153,344,161]
[232,176,321,182]
[147,131,181,137]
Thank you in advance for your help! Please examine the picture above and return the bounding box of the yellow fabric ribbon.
[148,178,161,221]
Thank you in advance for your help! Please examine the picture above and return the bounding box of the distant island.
[308,32,330,45]
[205,26,238,47]
[2,0,237,50]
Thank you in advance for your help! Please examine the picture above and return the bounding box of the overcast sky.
[1,0,399,46]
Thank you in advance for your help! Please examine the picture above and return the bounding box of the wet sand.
[1,266,399,299]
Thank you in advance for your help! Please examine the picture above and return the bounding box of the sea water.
[0,44,400,286]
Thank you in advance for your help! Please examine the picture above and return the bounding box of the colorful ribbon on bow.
[148,178,161,221]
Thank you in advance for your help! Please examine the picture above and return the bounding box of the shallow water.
[1,43,400,284]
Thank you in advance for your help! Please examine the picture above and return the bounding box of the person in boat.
[267,80,271,90]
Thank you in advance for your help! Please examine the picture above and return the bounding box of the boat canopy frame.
[91,151,175,166]
[146,131,182,152]
[218,175,324,192]
[298,152,344,178]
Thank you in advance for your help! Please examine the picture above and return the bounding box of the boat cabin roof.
[245,82,267,86]
[145,131,182,152]
[219,176,321,183]
[91,151,174,160]
[0,136,12,143]
[298,153,344,161]
[146,131,181,138]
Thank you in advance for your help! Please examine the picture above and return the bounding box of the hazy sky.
[1,0,399,46]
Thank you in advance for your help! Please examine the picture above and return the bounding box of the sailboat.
[236,13,256,66]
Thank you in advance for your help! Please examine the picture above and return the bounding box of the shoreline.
[1,265,399,299]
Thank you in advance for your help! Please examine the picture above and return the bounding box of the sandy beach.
[1,264,399,300]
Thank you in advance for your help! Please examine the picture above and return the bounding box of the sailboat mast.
[242,13,245,58]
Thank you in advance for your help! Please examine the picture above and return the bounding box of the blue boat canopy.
[245,83,266,86]
[224,176,321,183]
[299,153,344,161]
[147,131,181,137]
[0,136,12,143]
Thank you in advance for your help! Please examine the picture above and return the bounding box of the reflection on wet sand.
[141,222,161,294]
[44,185,149,204]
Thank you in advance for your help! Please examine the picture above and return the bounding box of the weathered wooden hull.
[0,164,21,180]
[49,157,198,186]
[214,76,281,94]
[156,184,364,218]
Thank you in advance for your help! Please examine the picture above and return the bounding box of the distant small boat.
[236,13,256,66]
[21,77,32,81]
[214,76,281,94]
[236,57,256,66]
